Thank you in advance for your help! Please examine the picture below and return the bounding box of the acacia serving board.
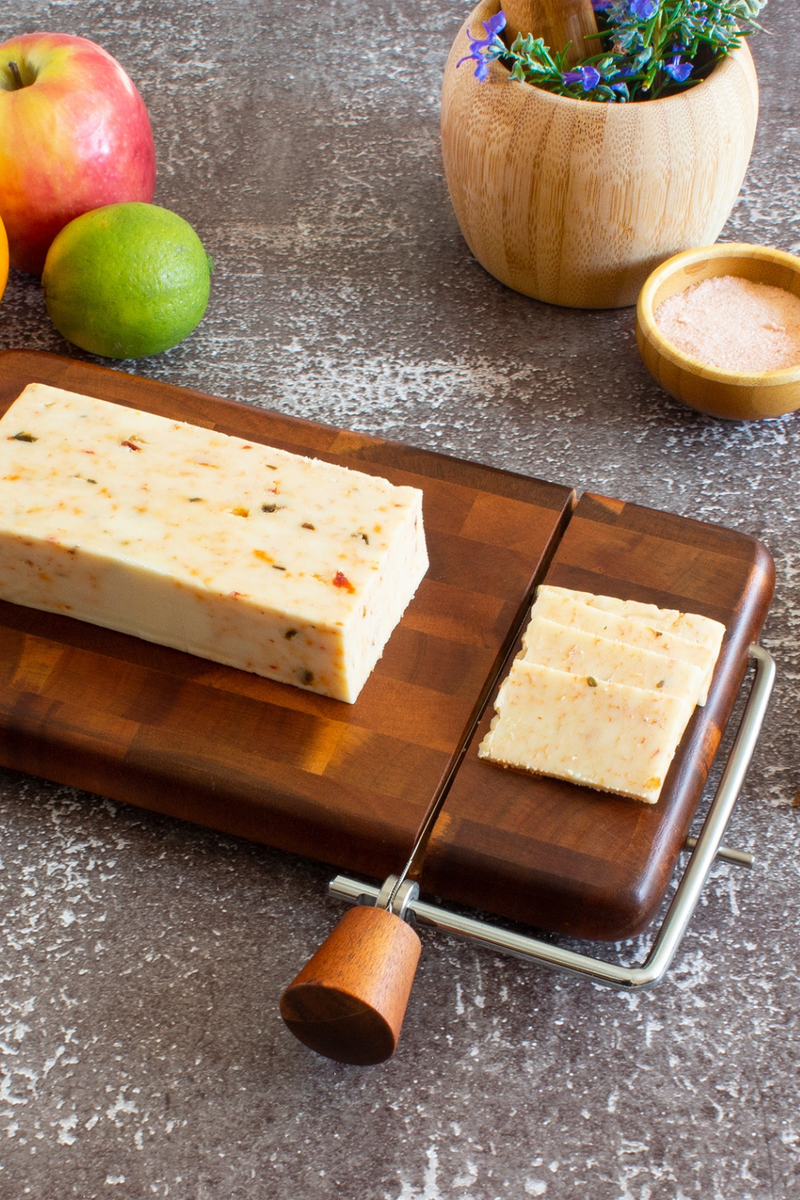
[0,351,573,880]
[420,492,774,939]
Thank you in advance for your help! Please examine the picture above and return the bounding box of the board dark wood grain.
[419,492,774,941]
[0,350,574,879]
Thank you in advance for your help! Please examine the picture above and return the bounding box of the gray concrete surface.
[0,1,798,1197]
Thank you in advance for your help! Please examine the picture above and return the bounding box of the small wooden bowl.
[636,243,800,421]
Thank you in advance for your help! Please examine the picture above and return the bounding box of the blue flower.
[457,10,507,80]
[630,0,659,18]
[592,0,613,9]
[563,64,602,90]
[664,54,692,81]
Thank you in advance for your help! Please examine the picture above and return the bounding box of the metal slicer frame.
[329,644,775,991]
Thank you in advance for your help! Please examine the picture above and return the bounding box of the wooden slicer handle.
[502,0,599,65]
[279,904,422,1065]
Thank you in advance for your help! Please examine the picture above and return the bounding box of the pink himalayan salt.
[655,274,800,373]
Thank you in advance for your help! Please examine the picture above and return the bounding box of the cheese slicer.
[279,765,451,1065]
[501,0,599,65]
[279,643,775,1066]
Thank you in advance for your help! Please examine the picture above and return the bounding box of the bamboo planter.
[441,1,760,308]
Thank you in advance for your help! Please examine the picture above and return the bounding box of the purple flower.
[483,11,507,35]
[563,64,602,90]
[664,54,692,82]
[630,0,658,18]
[457,10,507,81]
[592,0,613,9]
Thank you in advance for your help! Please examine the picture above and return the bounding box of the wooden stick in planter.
[502,0,599,66]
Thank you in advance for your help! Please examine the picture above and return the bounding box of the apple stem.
[7,61,24,89]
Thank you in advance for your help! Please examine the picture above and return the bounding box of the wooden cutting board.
[419,492,775,940]
[0,350,574,880]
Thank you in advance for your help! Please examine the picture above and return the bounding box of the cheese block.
[532,590,718,705]
[0,383,429,703]
[521,615,704,703]
[537,585,725,654]
[478,660,693,803]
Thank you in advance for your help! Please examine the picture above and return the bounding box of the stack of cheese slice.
[478,585,725,803]
[0,383,429,704]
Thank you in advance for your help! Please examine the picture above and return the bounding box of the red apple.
[0,33,156,274]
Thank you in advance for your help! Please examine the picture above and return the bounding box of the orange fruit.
[0,214,8,304]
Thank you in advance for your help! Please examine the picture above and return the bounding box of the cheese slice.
[538,585,725,654]
[0,383,429,703]
[478,660,693,803]
[532,590,718,705]
[521,614,704,703]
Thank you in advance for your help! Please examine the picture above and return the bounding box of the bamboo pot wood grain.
[441,0,759,308]
[636,243,800,420]
[502,0,598,64]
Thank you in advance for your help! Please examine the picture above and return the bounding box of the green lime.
[42,202,213,359]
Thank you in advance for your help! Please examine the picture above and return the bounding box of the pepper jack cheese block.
[521,615,704,702]
[537,586,725,654]
[0,383,429,703]
[478,660,694,803]
[532,590,718,705]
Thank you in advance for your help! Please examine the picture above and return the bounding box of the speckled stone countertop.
[1,2,799,1198]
